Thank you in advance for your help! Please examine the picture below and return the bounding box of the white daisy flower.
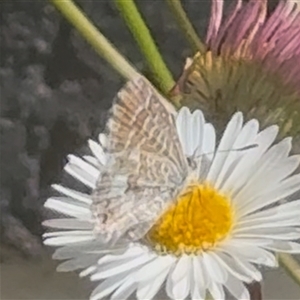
[43,107,300,300]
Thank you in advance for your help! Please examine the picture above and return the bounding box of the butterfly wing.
[92,76,188,242]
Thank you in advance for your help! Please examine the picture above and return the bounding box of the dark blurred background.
[0,0,298,299]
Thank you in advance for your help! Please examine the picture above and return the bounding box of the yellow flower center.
[147,183,234,255]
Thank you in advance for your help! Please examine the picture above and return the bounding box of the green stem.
[114,0,175,95]
[165,0,205,53]
[278,253,300,286]
[50,0,139,81]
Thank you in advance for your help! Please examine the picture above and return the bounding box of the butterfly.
[91,76,190,244]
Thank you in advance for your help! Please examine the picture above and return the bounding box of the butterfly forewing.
[92,76,188,242]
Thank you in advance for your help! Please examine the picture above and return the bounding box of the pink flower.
[207,0,300,92]
[173,0,300,137]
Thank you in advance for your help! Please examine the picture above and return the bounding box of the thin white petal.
[67,154,100,179]
[176,107,193,156]
[221,125,278,195]
[170,256,191,300]
[44,197,91,219]
[43,218,94,230]
[44,235,94,246]
[79,265,97,277]
[207,112,243,183]
[191,256,206,300]
[238,200,300,226]
[202,123,216,160]
[208,281,225,300]
[220,242,277,267]
[111,277,136,300]
[233,227,300,240]
[263,241,300,253]
[83,155,100,167]
[191,109,205,156]
[237,174,300,218]
[97,246,145,266]
[64,163,96,188]
[136,255,176,282]
[216,119,259,189]
[52,184,92,204]
[202,252,228,283]
[98,133,107,148]
[218,250,262,282]
[137,258,174,300]
[57,254,99,272]
[210,252,252,282]
[90,273,129,300]
[225,273,250,300]
[235,153,299,213]
[234,218,300,232]
[91,253,152,280]
[43,230,92,238]
[53,243,124,260]
[88,139,106,165]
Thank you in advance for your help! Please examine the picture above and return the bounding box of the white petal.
[208,281,225,300]
[218,250,262,282]
[220,242,277,267]
[98,133,107,148]
[52,184,92,204]
[221,125,278,195]
[234,153,299,213]
[111,276,136,300]
[83,155,100,167]
[237,174,300,218]
[97,245,145,266]
[170,256,191,300]
[201,252,228,283]
[43,230,92,238]
[79,265,97,277]
[202,123,216,160]
[206,112,243,184]
[234,138,293,200]
[90,273,129,300]
[234,218,300,232]
[57,254,99,272]
[193,256,210,288]
[88,139,106,165]
[44,197,91,219]
[43,218,94,230]
[263,241,300,253]
[237,200,300,226]
[191,109,205,156]
[44,235,94,246]
[216,119,259,189]
[210,251,252,282]
[64,163,96,188]
[67,154,100,180]
[176,107,193,156]
[238,147,297,206]
[233,227,300,240]
[91,253,153,280]
[136,255,176,282]
[191,256,206,300]
[53,242,124,260]
[225,273,250,300]
[137,258,174,300]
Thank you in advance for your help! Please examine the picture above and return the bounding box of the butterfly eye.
[186,157,197,170]
[97,213,108,224]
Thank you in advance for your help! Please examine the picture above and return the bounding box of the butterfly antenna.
[193,143,258,159]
